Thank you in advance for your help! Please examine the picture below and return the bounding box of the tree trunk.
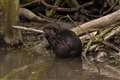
[0,0,22,45]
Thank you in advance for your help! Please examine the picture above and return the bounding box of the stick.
[12,26,44,34]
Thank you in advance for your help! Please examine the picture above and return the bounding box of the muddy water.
[0,48,119,80]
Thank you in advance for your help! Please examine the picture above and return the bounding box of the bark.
[1,0,23,45]
[71,9,120,35]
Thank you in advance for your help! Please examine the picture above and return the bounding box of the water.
[0,48,119,80]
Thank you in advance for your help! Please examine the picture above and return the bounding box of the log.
[71,9,120,35]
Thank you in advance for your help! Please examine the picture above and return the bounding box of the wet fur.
[43,25,82,58]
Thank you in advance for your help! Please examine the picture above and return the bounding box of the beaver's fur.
[43,25,82,58]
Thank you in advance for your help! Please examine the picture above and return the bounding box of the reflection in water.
[0,48,119,80]
[46,58,82,80]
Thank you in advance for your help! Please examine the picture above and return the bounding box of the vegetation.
[0,0,120,80]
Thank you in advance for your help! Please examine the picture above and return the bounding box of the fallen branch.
[19,8,51,22]
[20,0,40,7]
[71,9,120,36]
[104,27,120,40]
[103,41,120,52]
[41,0,92,12]
[40,0,79,12]
[12,26,44,34]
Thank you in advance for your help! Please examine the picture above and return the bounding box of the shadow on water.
[0,48,119,80]
[0,48,53,80]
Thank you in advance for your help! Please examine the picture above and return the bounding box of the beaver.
[43,25,82,58]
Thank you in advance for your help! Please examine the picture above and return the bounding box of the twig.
[103,41,120,52]
[104,27,120,40]
[41,0,92,12]
[20,0,40,7]
[12,26,44,34]
[82,40,92,64]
